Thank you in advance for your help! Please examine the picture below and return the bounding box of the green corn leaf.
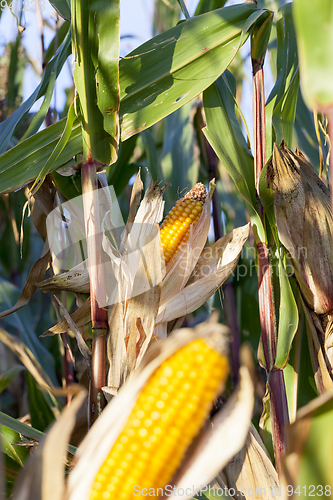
[283,305,318,422]
[160,102,200,209]
[50,0,71,20]
[25,372,56,432]
[0,118,82,195]
[30,100,77,195]
[259,163,299,369]
[283,391,333,497]
[0,29,71,155]
[194,0,228,17]
[0,4,268,195]
[293,0,333,112]
[0,365,24,394]
[19,61,58,143]
[294,92,328,172]
[251,10,273,66]
[0,412,77,455]
[71,0,120,164]
[202,72,265,242]
[43,21,71,65]
[1,425,30,466]
[265,3,299,156]
[106,134,138,191]
[119,4,266,142]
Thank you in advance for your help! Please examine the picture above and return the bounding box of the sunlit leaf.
[0,30,71,155]
[119,5,267,141]
[293,0,333,111]
[202,72,265,242]
[71,0,119,163]
[0,118,82,195]
[265,3,299,156]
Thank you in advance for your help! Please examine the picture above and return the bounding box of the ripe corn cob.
[89,338,229,500]
[160,183,207,264]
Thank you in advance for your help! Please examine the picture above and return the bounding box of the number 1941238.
[287,485,332,496]
[1,0,45,12]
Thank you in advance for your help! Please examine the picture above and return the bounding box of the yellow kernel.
[106,458,115,468]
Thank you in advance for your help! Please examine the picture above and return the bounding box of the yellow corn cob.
[160,183,207,264]
[90,338,229,500]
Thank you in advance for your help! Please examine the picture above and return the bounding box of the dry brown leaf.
[223,423,279,499]
[41,298,91,337]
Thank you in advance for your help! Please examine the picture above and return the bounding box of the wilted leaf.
[223,423,279,499]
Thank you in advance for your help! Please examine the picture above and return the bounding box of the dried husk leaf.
[106,232,162,394]
[11,390,86,500]
[41,298,91,337]
[268,141,333,315]
[65,321,229,500]
[37,260,89,293]
[156,224,249,324]
[104,180,165,393]
[301,296,333,391]
[223,423,279,499]
[188,223,250,285]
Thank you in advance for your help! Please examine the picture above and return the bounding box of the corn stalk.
[71,0,120,423]
[251,12,289,475]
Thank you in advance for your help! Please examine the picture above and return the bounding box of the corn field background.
[0,0,333,498]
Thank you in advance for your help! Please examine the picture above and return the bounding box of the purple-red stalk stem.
[252,62,289,473]
[82,161,107,425]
